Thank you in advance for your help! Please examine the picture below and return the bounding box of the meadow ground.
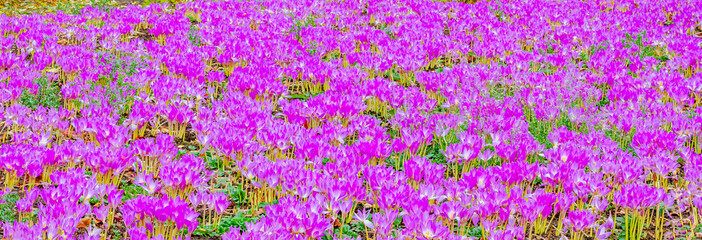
[0,0,701,240]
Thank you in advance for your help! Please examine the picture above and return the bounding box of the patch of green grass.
[56,0,116,14]
[221,184,248,207]
[121,182,147,201]
[426,140,449,165]
[596,94,610,109]
[555,111,575,131]
[93,54,147,114]
[203,151,225,171]
[144,0,202,6]
[321,223,359,240]
[0,192,19,223]
[686,108,699,119]
[1,0,119,17]
[220,213,260,234]
[528,121,554,149]
[383,152,401,171]
[193,211,262,236]
[175,149,188,158]
[257,199,279,208]
[19,77,61,110]
[192,224,219,236]
[285,90,324,101]
[466,226,483,239]
[188,25,202,46]
[111,229,123,239]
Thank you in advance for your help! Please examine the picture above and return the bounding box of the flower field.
[0,0,701,239]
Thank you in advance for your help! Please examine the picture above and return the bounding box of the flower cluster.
[0,0,700,239]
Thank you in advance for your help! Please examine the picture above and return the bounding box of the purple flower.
[563,209,596,232]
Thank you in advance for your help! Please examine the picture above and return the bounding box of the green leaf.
[0,193,19,223]
[222,184,248,207]
[122,182,148,201]
[466,226,483,238]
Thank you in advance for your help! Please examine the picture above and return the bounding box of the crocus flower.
[563,209,597,232]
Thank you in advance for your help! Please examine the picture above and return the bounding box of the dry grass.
[1,0,112,16]
[0,0,153,16]
[0,0,477,17]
